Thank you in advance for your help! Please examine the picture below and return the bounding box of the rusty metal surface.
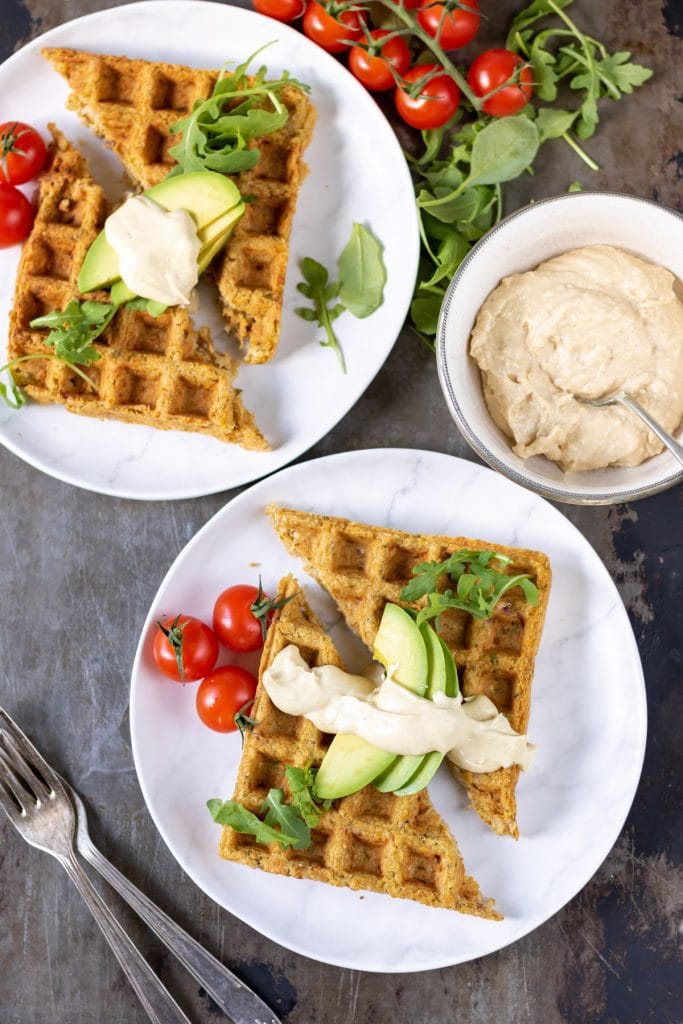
[0,1,681,1021]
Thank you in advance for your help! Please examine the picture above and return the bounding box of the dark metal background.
[0,1,681,1021]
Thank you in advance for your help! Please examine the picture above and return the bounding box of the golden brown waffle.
[267,507,552,839]
[219,574,499,917]
[43,47,317,364]
[8,128,267,449]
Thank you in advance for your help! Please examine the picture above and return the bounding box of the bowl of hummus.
[437,192,683,504]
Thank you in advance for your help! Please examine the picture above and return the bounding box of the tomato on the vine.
[196,666,258,733]
[395,64,460,130]
[348,30,411,92]
[467,49,533,116]
[302,1,363,53]
[417,0,480,51]
[253,0,305,21]
[0,123,47,185]
[0,183,33,248]
[389,0,421,7]
[153,614,219,682]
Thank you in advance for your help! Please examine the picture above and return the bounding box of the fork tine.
[0,774,22,819]
[0,731,52,801]
[0,707,61,798]
[0,747,29,813]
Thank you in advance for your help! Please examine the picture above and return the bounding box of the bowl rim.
[436,190,683,506]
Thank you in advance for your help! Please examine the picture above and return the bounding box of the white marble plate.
[130,449,647,971]
[0,1,418,499]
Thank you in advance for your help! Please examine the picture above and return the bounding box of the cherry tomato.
[395,64,461,130]
[348,31,411,92]
[252,0,305,21]
[153,614,219,682]
[213,583,271,652]
[390,0,421,7]
[302,1,363,53]
[196,666,258,733]
[417,0,480,51]
[467,49,534,116]
[0,123,47,185]
[0,183,33,248]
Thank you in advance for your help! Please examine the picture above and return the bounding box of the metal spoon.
[578,393,683,469]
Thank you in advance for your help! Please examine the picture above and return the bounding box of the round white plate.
[0,2,418,499]
[130,448,647,972]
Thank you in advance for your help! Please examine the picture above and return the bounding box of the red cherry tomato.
[302,1,363,53]
[252,0,305,21]
[153,614,219,682]
[391,0,421,7]
[417,0,480,50]
[0,123,47,185]
[196,666,258,733]
[213,584,270,652]
[348,31,411,92]
[0,183,33,248]
[395,64,461,130]
[467,49,534,116]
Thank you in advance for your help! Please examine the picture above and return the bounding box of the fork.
[577,392,683,468]
[0,707,193,1024]
[62,778,280,1024]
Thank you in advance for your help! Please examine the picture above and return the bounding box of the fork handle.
[78,837,280,1024]
[60,853,192,1024]
[617,395,683,468]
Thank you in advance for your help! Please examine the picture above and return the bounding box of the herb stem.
[561,131,599,169]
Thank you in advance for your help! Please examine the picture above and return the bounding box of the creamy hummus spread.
[262,644,535,773]
[469,245,683,472]
[105,194,201,307]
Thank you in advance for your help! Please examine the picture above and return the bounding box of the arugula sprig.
[400,550,539,625]
[168,44,310,176]
[208,765,329,850]
[295,223,387,373]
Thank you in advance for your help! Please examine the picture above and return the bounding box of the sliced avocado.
[78,171,244,295]
[314,604,429,801]
[380,625,461,796]
[313,735,396,801]
[373,604,428,694]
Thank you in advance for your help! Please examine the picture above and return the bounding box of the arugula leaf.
[567,180,583,192]
[125,297,167,317]
[285,765,330,828]
[168,46,309,176]
[261,789,311,849]
[338,223,386,319]
[295,257,346,372]
[534,107,577,142]
[410,291,442,338]
[30,299,114,367]
[400,550,539,623]
[0,374,25,410]
[506,0,574,48]
[207,796,303,849]
[468,117,540,187]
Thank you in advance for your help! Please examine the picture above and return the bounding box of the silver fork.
[62,778,280,1024]
[0,707,193,1024]
[578,392,683,468]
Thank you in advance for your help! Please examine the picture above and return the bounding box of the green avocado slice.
[78,170,244,295]
[313,605,428,802]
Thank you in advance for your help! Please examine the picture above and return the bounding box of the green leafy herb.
[207,797,302,849]
[296,223,388,371]
[124,297,167,317]
[296,257,346,372]
[400,550,539,624]
[250,576,299,644]
[0,373,25,410]
[30,299,114,367]
[168,45,309,176]
[261,788,311,849]
[337,223,387,319]
[285,765,330,828]
[505,0,574,48]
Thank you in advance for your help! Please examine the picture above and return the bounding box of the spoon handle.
[617,395,683,469]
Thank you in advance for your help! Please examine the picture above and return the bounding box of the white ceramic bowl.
[436,192,683,505]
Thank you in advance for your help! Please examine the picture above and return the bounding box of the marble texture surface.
[0,0,681,1022]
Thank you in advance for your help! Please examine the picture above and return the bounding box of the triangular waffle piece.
[43,47,317,364]
[8,128,267,449]
[219,574,499,917]
[267,507,552,839]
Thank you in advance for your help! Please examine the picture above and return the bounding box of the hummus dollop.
[469,245,683,472]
